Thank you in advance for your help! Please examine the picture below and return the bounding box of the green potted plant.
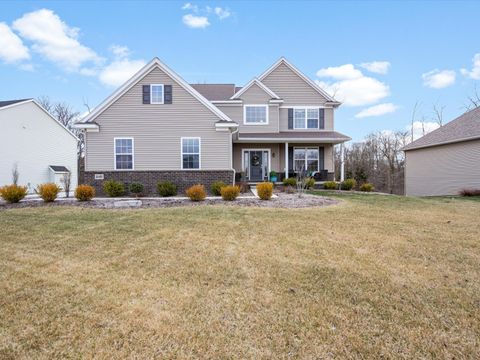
[269,170,278,183]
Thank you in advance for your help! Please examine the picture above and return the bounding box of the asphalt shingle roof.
[190,84,237,101]
[0,99,31,108]
[403,107,480,151]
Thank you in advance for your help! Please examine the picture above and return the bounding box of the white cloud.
[316,63,390,106]
[182,3,198,11]
[407,121,440,140]
[214,7,231,19]
[109,44,130,58]
[360,61,390,75]
[12,9,102,71]
[316,64,362,80]
[422,69,456,89]
[98,58,146,87]
[355,103,398,118]
[461,53,480,80]
[182,14,210,29]
[0,22,30,63]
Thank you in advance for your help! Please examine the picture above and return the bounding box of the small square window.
[244,105,268,124]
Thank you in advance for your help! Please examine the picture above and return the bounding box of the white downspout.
[285,142,289,179]
[340,142,345,182]
[231,127,239,184]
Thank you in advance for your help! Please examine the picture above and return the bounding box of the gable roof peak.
[230,78,280,100]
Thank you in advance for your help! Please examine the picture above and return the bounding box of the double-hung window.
[181,137,200,169]
[115,138,134,170]
[150,84,164,104]
[294,108,319,129]
[294,147,319,172]
[244,105,268,124]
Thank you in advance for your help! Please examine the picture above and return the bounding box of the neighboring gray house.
[75,57,350,194]
[403,107,480,196]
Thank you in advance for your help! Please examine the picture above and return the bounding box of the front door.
[249,151,263,181]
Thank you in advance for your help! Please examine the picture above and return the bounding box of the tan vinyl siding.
[261,63,329,106]
[279,107,334,131]
[86,67,231,171]
[238,83,272,104]
[216,104,279,134]
[405,139,480,196]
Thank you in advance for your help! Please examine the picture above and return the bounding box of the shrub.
[103,180,125,197]
[220,185,240,201]
[360,183,375,192]
[75,184,95,201]
[459,188,480,197]
[186,184,206,202]
[323,181,338,190]
[257,182,273,200]
[283,178,297,187]
[157,181,177,197]
[129,182,144,196]
[341,178,357,191]
[37,183,60,202]
[305,177,315,189]
[210,181,226,196]
[0,184,28,203]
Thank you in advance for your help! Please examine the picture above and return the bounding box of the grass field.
[1,194,479,358]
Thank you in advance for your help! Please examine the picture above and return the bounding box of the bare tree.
[295,165,308,198]
[61,172,72,198]
[12,163,19,185]
[433,103,445,126]
[466,84,480,110]
[410,101,421,143]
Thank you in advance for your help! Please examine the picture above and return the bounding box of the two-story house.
[75,57,350,195]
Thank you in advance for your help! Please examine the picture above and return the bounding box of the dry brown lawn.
[0,194,479,359]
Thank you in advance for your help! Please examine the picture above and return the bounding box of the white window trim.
[293,146,320,172]
[293,107,319,130]
[243,104,269,125]
[181,137,201,170]
[241,149,271,181]
[150,84,164,104]
[114,137,134,170]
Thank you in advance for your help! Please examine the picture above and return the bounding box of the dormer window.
[150,84,164,104]
[244,105,268,125]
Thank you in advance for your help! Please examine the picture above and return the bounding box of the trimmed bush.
[75,185,95,201]
[157,181,177,197]
[341,178,357,191]
[459,188,480,197]
[257,182,273,200]
[186,184,206,202]
[305,177,315,189]
[323,181,337,190]
[211,181,226,196]
[220,185,240,201]
[283,178,297,187]
[0,184,28,203]
[360,183,375,192]
[103,180,125,197]
[129,182,144,196]
[37,183,60,202]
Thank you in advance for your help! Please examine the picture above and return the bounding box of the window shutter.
[164,85,172,104]
[142,85,150,104]
[319,147,324,170]
[319,108,325,129]
[288,146,293,173]
[288,108,294,129]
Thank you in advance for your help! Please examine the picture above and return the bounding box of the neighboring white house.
[0,99,78,193]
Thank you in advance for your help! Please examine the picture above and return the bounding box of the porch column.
[340,143,345,182]
[284,142,289,179]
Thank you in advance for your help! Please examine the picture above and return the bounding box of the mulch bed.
[0,193,339,210]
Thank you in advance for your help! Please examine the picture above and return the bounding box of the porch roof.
[235,131,351,144]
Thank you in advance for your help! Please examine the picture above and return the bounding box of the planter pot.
[270,176,278,183]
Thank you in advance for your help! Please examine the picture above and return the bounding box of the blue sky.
[1,0,479,141]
